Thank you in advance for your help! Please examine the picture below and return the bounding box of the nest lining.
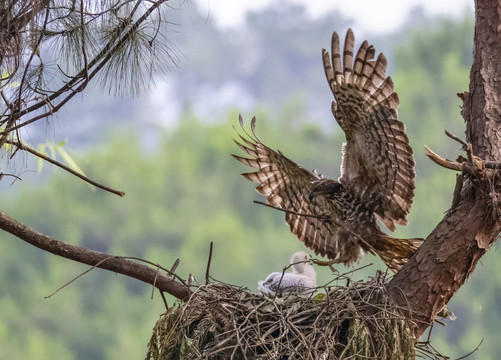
[145,272,430,360]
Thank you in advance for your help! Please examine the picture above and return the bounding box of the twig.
[425,145,499,173]
[253,200,322,219]
[445,130,468,148]
[0,172,22,181]
[424,145,462,171]
[7,139,125,197]
[151,267,160,299]
[170,258,180,276]
[456,339,483,359]
[272,266,291,302]
[120,256,187,284]
[428,131,501,172]
[45,256,118,298]
[205,242,214,285]
[156,258,181,309]
[160,291,169,310]
[46,254,188,299]
[445,130,473,162]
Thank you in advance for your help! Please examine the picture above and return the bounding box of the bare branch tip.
[444,130,468,148]
[424,145,462,171]
[205,242,214,285]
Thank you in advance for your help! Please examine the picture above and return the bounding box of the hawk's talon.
[312,258,340,273]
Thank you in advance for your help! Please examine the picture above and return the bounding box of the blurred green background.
[1,1,496,359]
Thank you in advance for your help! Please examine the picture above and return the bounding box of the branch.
[425,144,496,173]
[424,145,462,171]
[0,210,191,301]
[2,0,169,134]
[6,139,125,197]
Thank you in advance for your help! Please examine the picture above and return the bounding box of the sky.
[195,0,473,33]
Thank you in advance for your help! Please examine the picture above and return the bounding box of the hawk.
[233,29,422,272]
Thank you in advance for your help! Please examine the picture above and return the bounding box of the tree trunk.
[388,0,501,338]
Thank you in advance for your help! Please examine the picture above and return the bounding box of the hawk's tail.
[374,234,423,273]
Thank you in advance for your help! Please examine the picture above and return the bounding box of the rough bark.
[0,211,191,301]
[388,0,501,338]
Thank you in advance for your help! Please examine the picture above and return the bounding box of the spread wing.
[232,115,343,259]
[322,29,416,232]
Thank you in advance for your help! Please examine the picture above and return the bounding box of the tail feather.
[374,234,422,273]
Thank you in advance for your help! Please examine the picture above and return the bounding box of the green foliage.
[36,141,90,185]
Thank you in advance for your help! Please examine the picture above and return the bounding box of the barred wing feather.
[322,29,416,232]
[233,116,341,259]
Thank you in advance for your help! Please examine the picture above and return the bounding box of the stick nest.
[145,272,428,359]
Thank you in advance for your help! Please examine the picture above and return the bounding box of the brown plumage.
[233,29,422,272]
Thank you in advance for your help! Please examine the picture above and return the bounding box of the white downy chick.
[258,251,317,296]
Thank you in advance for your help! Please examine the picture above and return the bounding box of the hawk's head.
[309,178,343,202]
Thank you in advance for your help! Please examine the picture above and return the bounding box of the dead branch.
[424,145,462,171]
[205,242,214,285]
[424,145,493,173]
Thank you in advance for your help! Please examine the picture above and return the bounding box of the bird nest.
[145,270,449,360]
